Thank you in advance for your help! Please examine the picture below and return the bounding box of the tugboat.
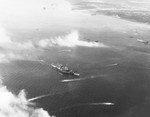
[51,63,80,77]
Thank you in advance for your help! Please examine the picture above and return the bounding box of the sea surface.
[1,9,150,116]
[1,38,150,117]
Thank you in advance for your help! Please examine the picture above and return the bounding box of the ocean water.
[1,0,150,116]
[1,43,150,117]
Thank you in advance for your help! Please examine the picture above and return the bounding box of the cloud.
[0,25,41,63]
[0,86,54,117]
[74,0,150,12]
[0,73,54,117]
[0,25,108,49]
[0,0,83,30]
[0,26,34,50]
[0,25,54,116]
[0,26,12,45]
[38,30,109,48]
[0,49,37,63]
[130,0,150,4]
[0,52,35,63]
[0,25,109,63]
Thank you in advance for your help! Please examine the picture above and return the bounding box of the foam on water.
[61,74,107,82]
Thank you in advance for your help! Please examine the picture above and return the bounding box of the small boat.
[137,39,149,45]
[51,63,80,77]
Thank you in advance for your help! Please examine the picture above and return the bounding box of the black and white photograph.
[0,0,150,117]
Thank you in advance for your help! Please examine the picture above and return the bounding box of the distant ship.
[51,63,80,77]
[137,39,149,45]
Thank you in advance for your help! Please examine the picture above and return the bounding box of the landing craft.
[137,39,149,45]
[51,63,80,77]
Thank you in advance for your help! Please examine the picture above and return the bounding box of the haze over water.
[0,0,150,117]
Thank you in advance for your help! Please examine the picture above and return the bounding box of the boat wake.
[28,93,52,102]
[52,102,115,113]
[59,49,72,52]
[28,91,70,102]
[61,74,107,82]
[105,63,118,67]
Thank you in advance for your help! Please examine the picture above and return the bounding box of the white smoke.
[0,23,110,64]
[0,86,54,117]
[0,25,109,63]
[0,27,34,50]
[0,26,12,45]
[0,25,41,63]
[38,30,109,48]
[0,25,54,116]
[0,74,54,117]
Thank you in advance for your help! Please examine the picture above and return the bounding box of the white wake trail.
[53,102,115,112]
[28,94,52,102]
[59,49,72,52]
[105,63,118,67]
[61,74,107,82]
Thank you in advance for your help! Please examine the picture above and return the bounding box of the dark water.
[1,45,150,117]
